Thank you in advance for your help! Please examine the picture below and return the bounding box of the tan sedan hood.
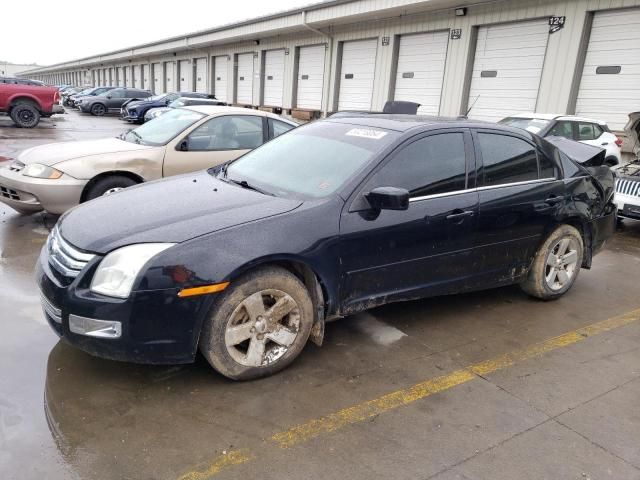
[17,138,153,166]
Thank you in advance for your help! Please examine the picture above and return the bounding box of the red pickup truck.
[0,80,63,128]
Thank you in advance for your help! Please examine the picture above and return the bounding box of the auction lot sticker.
[346,128,388,140]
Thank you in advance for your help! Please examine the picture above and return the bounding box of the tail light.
[615,137,623,148]
[54,91,60,103]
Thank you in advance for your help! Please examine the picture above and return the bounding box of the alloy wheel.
[102,187,123,196]
[544,237,579,291]
[225,289,301,367]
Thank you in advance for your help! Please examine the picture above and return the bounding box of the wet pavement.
[1,110,640,480]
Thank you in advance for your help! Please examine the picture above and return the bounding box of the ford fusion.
[37,116,616,380]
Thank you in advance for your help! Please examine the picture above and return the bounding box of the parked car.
[500,113,622,166]
[0,106,296,214]
[68,86,116,107]
[61,87,88,106]
[613,112,640,222]
[77,88,152,116]
[0,77,46,86]
[36,115,616,380]
[121,92,217,123]
[0,81,63,127]
[145,96,227,122]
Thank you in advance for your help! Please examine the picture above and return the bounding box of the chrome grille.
[0,185,20,200]
[616,178,640,198]
[40,291,62,324]
[47,225,95,278]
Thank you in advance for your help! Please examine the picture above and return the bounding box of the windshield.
[223,122,399,198]
[500,117,552,135]
[123,108,205,146]
[98,89,115,97]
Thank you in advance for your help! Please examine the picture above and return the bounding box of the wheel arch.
[80,170,144,202]
[8,95,42,112]
[542,216,593,269]
[228,255,335,347]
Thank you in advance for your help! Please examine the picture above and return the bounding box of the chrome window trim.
[409,178,558,203]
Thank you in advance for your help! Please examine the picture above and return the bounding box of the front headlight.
[23,164,63,179]
[90,243,175,298]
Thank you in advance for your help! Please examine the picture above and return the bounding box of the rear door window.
[477,133,539,186]
[268,119,296,139]
[577,123,602,141]
[548,121,574,140]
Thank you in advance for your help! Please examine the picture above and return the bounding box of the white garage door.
[467,20,549,122]
[109,68,115,85]
[214,56,228,102]
[296,45,325,110]
[394,31,449,115]
[236,53,254,105]
[117,67,125,87]
[134,66,143,89]
[576,9,640,130]
[142,64,150,90]
[195,57,207,93]
[165,62,176,92]
[338,39,378,110]
[153,63,163,94]
[179,60,192,91]
[338,39,378,111]
[263,49,285,107]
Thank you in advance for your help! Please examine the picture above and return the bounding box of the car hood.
[127,99,162,109]
[59,171,303,254]
[17,138,152,166]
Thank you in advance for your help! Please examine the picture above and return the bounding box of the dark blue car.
[121,91,214,123]
[38,115,616,380]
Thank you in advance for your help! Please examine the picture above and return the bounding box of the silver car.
[0,106,297,214]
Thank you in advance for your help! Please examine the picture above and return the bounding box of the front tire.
[10,103,40,128]
[83,175,138,201]
[520,225,584,300]
[199,266,314,380]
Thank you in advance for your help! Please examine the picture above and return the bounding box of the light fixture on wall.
[253,39,260,45]
[455,7,467,16]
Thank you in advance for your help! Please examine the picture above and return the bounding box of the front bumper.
[0,166,86,214]
[615,192,640,220]
[37,246,211,365]
[52,105,65,114]
[120,107,141,122]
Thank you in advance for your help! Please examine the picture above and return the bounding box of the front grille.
[47,225,95,278]
[616,178,640,198]
[0,185,20,200]
[40,291,62,324]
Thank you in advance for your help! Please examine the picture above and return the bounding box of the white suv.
[500,113,622,166]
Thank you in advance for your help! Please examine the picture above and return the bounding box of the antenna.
[466,95,480,117]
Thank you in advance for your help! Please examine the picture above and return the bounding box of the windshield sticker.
[345,128,388,140]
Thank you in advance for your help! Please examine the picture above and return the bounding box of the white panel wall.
[153,63,163,93]
[213,56,229,102]
[338,39,378,110]
[263,49,286,107]
[179,59,192,91]
[165,61,176,92]
[236,53,254,104]
[195,57,207,93]
[296,45,326,110]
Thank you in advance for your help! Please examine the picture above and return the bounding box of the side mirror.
[178,139,189,152]
[366,187,410,211]
[106,95,112,99]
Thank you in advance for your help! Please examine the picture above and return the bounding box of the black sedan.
[37,116,616,380]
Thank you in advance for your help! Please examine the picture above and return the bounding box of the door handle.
[545,196,564,205]
[601,142,609,146]
[446,210,474,222]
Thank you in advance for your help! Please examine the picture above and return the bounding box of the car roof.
[324,113,510,133]
[182,105,297,123]
[507,112,609,125]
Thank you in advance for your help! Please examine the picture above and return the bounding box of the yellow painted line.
[177,450,253,480]
[179,307,640,478]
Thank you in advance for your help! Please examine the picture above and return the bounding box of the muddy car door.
[163,114,266,177]
[472,129,565,281]
[339,129,479,313]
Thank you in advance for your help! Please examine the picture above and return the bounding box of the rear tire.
[10,103,40,128]
[199,266,314,380]
[83,175,138,201]
[90,103,106,116]
[520,225,584,300]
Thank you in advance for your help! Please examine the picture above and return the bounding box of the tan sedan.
[0,106,297,214]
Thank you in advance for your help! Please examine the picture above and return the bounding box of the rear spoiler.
[545,136,606,167]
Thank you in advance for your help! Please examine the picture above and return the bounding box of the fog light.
[69,315,122,339]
